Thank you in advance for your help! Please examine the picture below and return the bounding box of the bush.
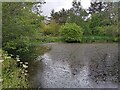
[60,23,83,42]
[42,20,60,36]
[105,25,118,37]
[96,26,106,36]
[2,3,44,61]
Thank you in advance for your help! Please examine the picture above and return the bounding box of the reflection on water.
[28,43,118,88]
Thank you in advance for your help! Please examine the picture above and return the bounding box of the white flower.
[20,62,23,64]
[6,56,11,59]
[24,73,27,76]
[25,62,28,65]
[23,64,28,68]
[5,54,8,56]
[16,56,20,62]
[0,79,3,82]
[25,70,28,73]
[0,60,4,63]
[16,57,20,59]
[16,59,20,62]
[10,54,13,57]
[21,71,24,74]
[16,55,19,57]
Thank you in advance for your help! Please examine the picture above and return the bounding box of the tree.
[88,1,118,36]
[2,2,44,60]
[50,8,69,24]
[88,1,105,14]
[60,23,83,42]
[66,0,89,35]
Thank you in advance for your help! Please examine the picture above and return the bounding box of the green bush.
[105,25,118,37]
[96,26,106,36]
[60,23,83,42]
[2,3,44,61]
[42,20,60,36]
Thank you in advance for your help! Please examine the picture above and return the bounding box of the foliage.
[88,2,105,14]
[81,36,119,43]
[39,36,62,43]
[2,51,29,88]
[50,9,69,24]
[60,23,83,42]
[104,25,118,36]
[88,2,118,37]
[2,2,44,61]
[1,2,119,88]
[67,1,89,30]
[48,1,119,43]
[41,20,60,36]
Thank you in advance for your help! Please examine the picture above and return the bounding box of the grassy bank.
[2,50,29,88]
[81,36,119,43]
[33,35,119,44]
[2,45,50,88]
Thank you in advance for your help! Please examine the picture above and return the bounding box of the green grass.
[2,45,50,88]
[31,35,119,44]
[2,51,29,88]
[81,36,119,43]
[32,36,62,45]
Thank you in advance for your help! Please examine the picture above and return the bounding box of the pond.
[28,43,118,88]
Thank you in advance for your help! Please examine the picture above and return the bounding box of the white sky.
[41,0,91,16]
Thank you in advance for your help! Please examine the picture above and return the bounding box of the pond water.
[28,43,118,88]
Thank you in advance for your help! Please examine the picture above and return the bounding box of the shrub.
[105,25,118,37]
[2,3,44,61]
[96,26,106,36]
[42,21,60,36]
[60,23,83,42]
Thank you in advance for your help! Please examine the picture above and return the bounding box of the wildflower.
[20,62,23,64]
[6,56,11,59]
[0,60,4,63]
[21,71,24,74]
[24,73,27,76]
[16,57,20,59]
[25,62,28,65]
[16,59,20,62]
[23,64,28,68]
[10,54,13,57]
[16,55,20,61]
[5,54,8,56]
[0,79,3,82]
[16,55,19,57]
[25,70,28,73]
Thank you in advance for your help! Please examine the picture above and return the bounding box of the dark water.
[28,43,118,88]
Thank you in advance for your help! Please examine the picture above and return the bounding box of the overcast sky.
[41,0,91,17]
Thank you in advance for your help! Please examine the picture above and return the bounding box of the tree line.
[2,1,119,61]
[46,1,119,42]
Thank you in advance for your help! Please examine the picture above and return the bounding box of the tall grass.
[2,51,29,88]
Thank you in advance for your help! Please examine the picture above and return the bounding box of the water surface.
[28,43,118,88]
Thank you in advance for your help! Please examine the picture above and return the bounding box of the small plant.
[60,23,83,42]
